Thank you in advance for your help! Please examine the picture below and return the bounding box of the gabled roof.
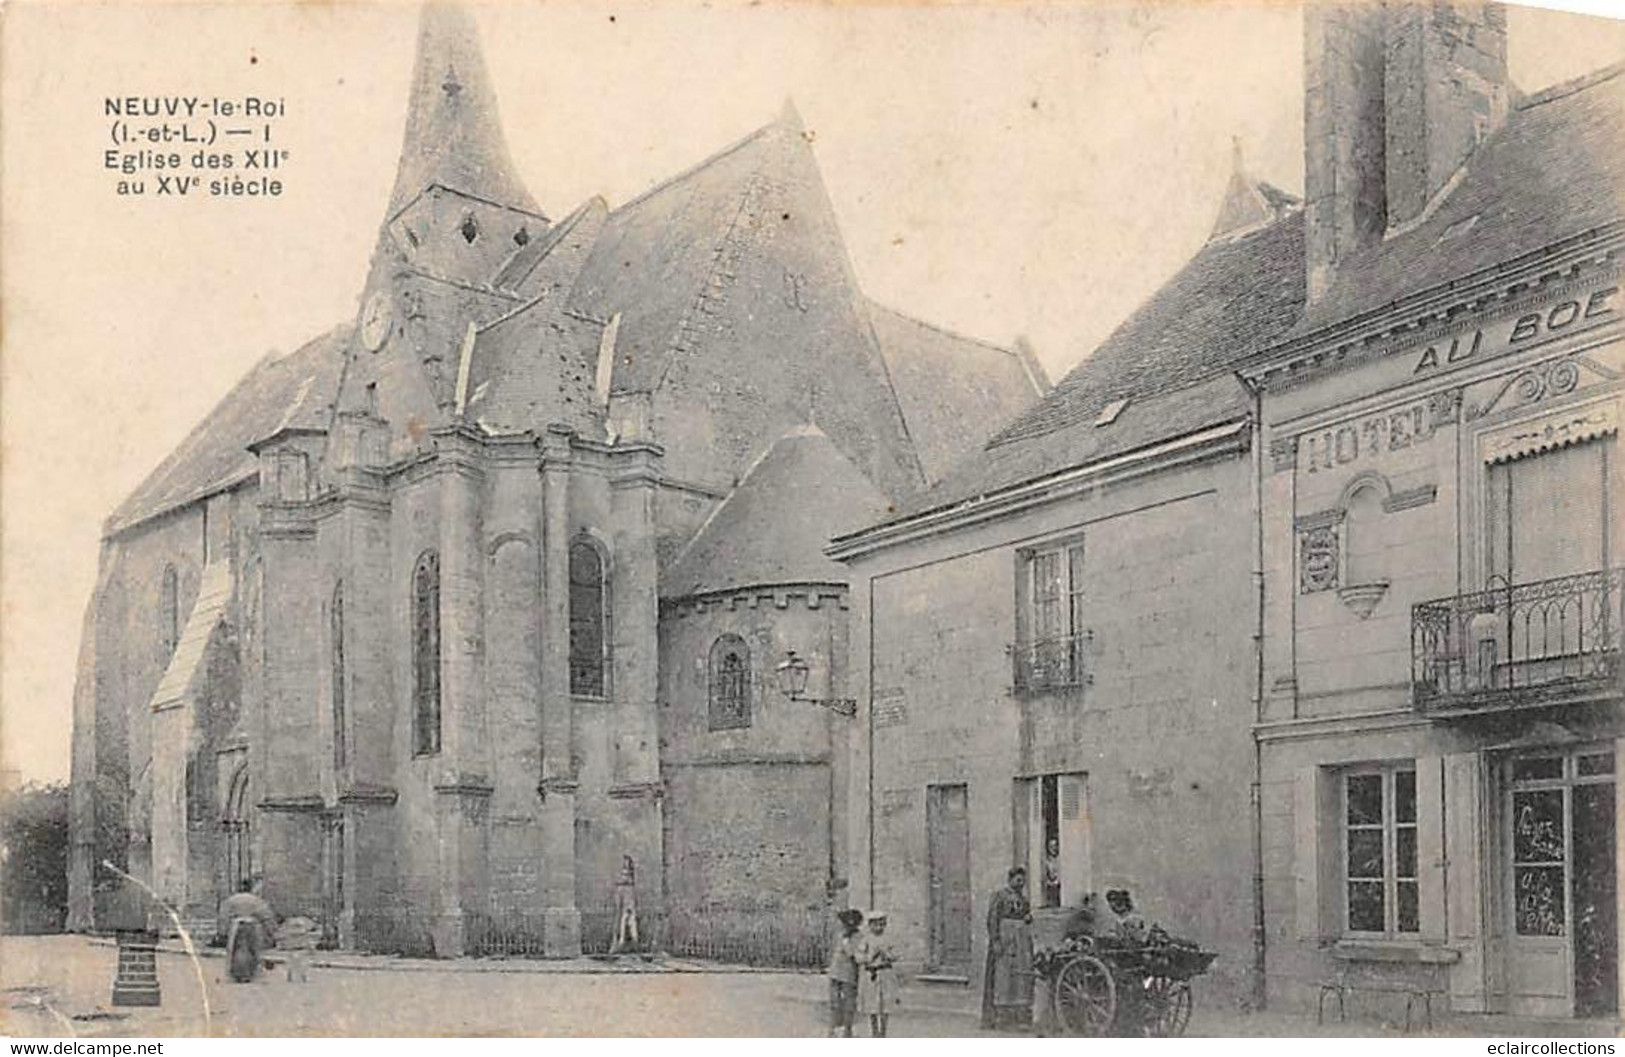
[566,104,929,502]
[865,301,1048,482]
[1293,63,1625,335]
[663,425,892,598]
[465,199,608,433]
[568,120,784,395]
[106,327,348,537]
[386,4,539,219]
[879,204,1305,523]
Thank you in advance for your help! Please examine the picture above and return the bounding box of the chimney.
[1303,1,1509,303]
[1383,2,1508,230]
[1304,4,1389,303]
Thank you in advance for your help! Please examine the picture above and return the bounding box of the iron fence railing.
[1412,566,1623,714]
[1010,632,1092,694]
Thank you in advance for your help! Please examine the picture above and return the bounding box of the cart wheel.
[1053,955,1116,1036]
[1143,977,1193,1037]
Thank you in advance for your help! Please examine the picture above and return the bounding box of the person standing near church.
[827,908,864,1037]
[611,855,639,954]
[858,911,899,1038]
[219,879,276,984]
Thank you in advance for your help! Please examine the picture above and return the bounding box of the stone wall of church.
[658,588,852,954]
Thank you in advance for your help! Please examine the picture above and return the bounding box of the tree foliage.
[1,781,69,934]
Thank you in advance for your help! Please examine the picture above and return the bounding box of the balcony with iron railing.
[1010,631,1093,695]
[1411,566,1623,716]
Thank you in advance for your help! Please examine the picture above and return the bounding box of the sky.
[4,0,1624,784]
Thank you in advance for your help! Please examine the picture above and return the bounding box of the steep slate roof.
[865,63,1625,535]
[567,104,929,502]
[1293,63,1625,335]
[663,425,892,598]
[569,122,782,396]
[865,301,1049,482]
[106,328,348,537]
[882,203,1305,521]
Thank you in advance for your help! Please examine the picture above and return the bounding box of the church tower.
[334,3,550,458]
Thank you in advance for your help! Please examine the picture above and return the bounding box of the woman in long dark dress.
[219,881,275,983]
[980,866,1034,1030]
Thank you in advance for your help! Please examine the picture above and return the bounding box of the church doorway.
[220,763,252,896]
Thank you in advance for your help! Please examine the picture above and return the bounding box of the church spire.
[386,3,538,218]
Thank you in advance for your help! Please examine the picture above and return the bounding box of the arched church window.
[332,581,347,772]
[460,213,479,244]
[569,538,609,698]
[1345,483,1387,586]
[708,634,751,731]
[412,552,441,756]
[160,564,180,662]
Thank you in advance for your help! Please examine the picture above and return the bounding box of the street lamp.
[774,649,857,717]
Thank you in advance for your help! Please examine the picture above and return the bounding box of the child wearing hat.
[828,908,865,1037]
[859,911,899,1038]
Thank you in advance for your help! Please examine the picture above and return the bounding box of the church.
[66,4,1046,958]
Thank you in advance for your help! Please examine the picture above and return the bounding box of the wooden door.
[927,784,972,974]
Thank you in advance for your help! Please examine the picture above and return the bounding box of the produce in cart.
[1032,924,1217,1037]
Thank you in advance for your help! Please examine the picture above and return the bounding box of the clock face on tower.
[360,291,393,352]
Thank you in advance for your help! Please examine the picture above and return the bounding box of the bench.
[1316,976,1444,1033]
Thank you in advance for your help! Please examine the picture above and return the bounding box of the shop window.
[708,634,750,731]
[569,538,610,698]
[412,552,441,756]
[1343,766,1419,936]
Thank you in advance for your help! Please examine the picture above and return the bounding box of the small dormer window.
[460,214,479,244]
[513,226,531,247]
[1094,398,1129,427]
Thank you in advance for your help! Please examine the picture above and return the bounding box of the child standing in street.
[859,911,899,1038]
[278,914,317,983]
[827,908,864,1037]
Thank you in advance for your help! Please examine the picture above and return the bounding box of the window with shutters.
[412,552,441,756]
[1342,765,1419,937]
[708,634,751,731]
[569,538,610,698]
[1028,771,1090,909]
[1013,539,1089,692]
[1485,435,1610,588]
